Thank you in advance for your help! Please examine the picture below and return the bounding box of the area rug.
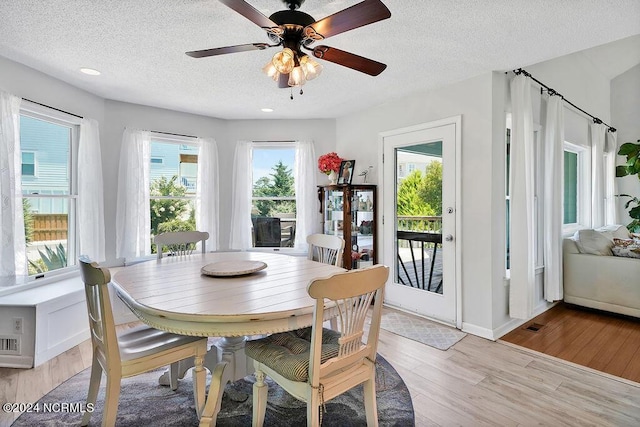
[381,310,466,351]
[12,355,413,427]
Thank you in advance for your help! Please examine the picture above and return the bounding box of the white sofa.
[563,225,640,318]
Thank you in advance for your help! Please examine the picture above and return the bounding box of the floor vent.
[525,323,544,332]
[0,336,20,355]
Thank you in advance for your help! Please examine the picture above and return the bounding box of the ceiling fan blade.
[307,0,391,39]
[219,0,278,29]
[312,45,387,76]
[186,43,271,58]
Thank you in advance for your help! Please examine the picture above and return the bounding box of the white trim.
[378,115,462,329]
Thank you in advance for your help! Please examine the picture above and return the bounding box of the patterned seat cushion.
[245,327,341,382]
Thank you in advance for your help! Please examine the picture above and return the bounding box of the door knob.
[445,234,454,242]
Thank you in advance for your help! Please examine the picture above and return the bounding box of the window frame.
[148,134,200,253]
[562,141,590,236]
[20,102,80,282]
[250,142,300,253]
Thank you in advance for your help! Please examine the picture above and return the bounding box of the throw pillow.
[596,224,631,239]
[573,229,614,255]
[611,239,640,259]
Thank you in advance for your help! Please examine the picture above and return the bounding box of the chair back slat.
[306,234,345,267]
[307,265,388,384]
[154,231,209,259]
[79,256,121,366]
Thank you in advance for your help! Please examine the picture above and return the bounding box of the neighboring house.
[20,115,70,214]
[150,142,198,194]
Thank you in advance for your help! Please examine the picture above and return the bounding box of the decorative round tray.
[201,260,267,277]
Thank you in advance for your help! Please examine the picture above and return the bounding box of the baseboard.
[461,322,495,340]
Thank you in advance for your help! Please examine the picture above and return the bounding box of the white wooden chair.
[306,233,345,267]
[79,257,208,426]
[154,230,209,259]
[307,233,346,330]
[245,265,389,427]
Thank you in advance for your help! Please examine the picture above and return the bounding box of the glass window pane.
[564,151,578,224]
[20,116,71,194]
[149,141,198,192]
[251,147,296,248]
[23,197,70,275]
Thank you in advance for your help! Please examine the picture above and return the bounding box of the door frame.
[377,115,462,329]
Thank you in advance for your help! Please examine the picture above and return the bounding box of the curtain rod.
[513,68,616,133]
[22,98,83,119]
[149,130,198,139]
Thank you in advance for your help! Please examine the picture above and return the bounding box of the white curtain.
[196,137,219,251]
[590,122,607,228]
[294,140,317,250]
[542,95,564,302]
[229,141,253,250]
[77,118,106,261]
[116,128,151,260]
[604,131,618,225]
[509,74,536,319]
[0,91,26,279]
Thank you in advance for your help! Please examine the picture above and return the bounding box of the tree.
[253,160,296,217]
[397,170,434,216]
[419,161,443,216]
[150,176,195,239]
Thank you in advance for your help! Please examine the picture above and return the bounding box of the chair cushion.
[245,327,341,382]
[118,325,205,362]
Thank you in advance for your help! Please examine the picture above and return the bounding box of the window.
[251,146,296,248]
[149,138,198,251]
[20,111,79,276]
[563,150,578,224]
[21,151,36,176]
[562,141,589,234]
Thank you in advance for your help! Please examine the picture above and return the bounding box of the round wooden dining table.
[111,251,344,426]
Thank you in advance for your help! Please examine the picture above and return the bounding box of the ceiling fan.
[186,0,391,89]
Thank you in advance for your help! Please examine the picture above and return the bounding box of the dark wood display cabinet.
[317,184,377,270]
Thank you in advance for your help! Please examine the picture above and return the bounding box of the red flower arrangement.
[317,152,343,175]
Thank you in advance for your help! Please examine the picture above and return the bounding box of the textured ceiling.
[0,0,639,120]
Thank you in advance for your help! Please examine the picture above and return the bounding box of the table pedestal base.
[159,336,249,427]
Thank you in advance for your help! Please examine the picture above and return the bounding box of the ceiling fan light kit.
[186,0,391,96]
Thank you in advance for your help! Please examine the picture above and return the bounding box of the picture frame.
[337,159,355,185]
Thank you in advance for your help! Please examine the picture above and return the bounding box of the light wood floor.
[501,302,640,383]
[2,309,640,427]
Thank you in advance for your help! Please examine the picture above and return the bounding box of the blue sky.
[252,147,295,185]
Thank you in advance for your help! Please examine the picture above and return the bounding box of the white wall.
[0,56,105,123]
[335,48,619,338]
[336,73,497,335]
[612,64,640,224]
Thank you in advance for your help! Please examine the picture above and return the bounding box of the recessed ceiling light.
[80,68,101,76]
[261,108,274,113]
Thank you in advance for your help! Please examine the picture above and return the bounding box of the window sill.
[0,269,80,298]
[0,270,83,303]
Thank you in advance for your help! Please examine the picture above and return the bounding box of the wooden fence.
[32,214,68,241]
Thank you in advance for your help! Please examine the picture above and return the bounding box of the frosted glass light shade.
[272,48,295,74]
[262,60,280,81]
[300,55,323,81]
[288,66,306,87]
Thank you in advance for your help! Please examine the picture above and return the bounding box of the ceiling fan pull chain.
[290,87,294,100]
